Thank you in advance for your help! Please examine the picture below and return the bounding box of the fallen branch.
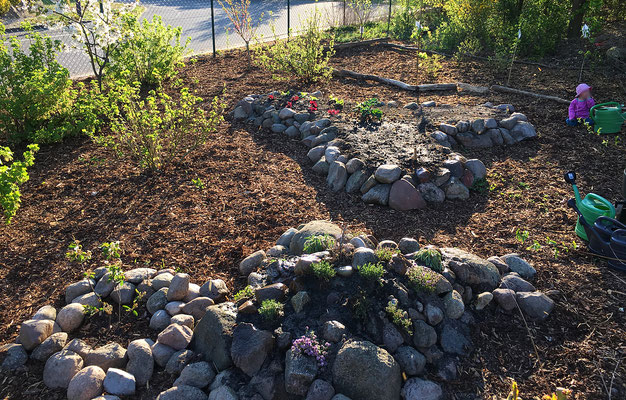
[333,69,456,92]
[491,85,570,104]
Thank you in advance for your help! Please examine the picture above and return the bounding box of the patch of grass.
[357,262,384,284]
[385,301,412,334]
[311,260,336,282]
[302,234,336,254]
[413,248,442,273]
[259,299,283,321]
[407,266,438,294]
[330,21,388,44]
[233,285,254,302]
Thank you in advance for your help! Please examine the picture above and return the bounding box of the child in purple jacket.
[566,83,595,126]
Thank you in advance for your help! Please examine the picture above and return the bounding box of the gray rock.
[285,125,300,138]
[327,161,348,192]
[67,366,106,400]
[474,292,493,310]
[124,268,156,284]
[398,238,420,254]
[110,282,136,305]
[239,250,265,276]
[488,256,510,275]
[331,396,352,400]
[254,283,287,303]
[277,228,298,248]
[56,303,85,332]
[172,314,195,329]
[183,297,215,320]
[444,177,470,200]
[492,288,516,311]
[279,108,296,120]
[336,266,353,277]
[165,349,195,374]
[382,323,404,353]
[360,175,377,194]
[500,128,516,144]
[404,102,419,109]
[157,385,209,400]
[418,182,446,203]
[126,339,153,386]
[443,159,463,178]
[346,158,365,174]
[231,323,274,376]
[306,379,335,400]
[496,104,514,112]
[85,343,127,372]
[332,340,401,400]
[485,118,498,129]
[66,280,94,304]
[433,168,451,186]
[421,101,436,108]
[516,292,554,320]
[464,159,486,180]
[374,164,402,183]
[271,123,287,133]
[19,319,54,351]
[147,288,169,315]
[439,124,457,135]
[152,342,176,368]
[174,361,215,389]
[499,116,518,130]
[312,158,330,175]
[412,320,437,348]
[166,301,185,316]
[153,273,174,290]
[471,119,485,134]
[441,248,501,291]
[501,254,536,280]
[394,346,425,376]
[510,121,537,141]
[322,320,346,343]
[94,272,115,297]
[233,106,248,121]
[401,378,443,400]
[455,121,470,133]
[199,279,229,302]
[443,290,465,319]
[291,291,311,313]
[487,128,504,145]
[0,344,28,370]
[285,348,318,395]
[324,146,341,163]
[424,304,444,326]
[32,305,56,321]
[311,129,337,146]
[158,323,193,351]
[64,339,90,360]
[439,320,471,355]
[345,170,368,194]
[431,131,450,146]
[191,303,237,370]
[168,273,191,301]
[352,248,377,268]
[72,292,102,308]
[500,274,536,292]
[307,146,326,163]
[208,385,238,400]
[289,220,342,255]
[103,368,135,396]
[43,350,83,389]
[362,184,391,205]
[32,332,68,361]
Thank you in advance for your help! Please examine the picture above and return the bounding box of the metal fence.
[3,0,396,78]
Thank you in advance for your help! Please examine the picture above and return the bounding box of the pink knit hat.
[576,83,592,97]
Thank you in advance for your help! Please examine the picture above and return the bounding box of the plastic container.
[575,193,616,240]
[590,102,625,134]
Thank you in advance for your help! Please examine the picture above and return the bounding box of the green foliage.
[0,24,97,145]
[0,0,19,16]
[101,241,122,260]
[407,266,438,293]
[311,260,336,282]
[331,21,387,44]
[385,301,413,334]
[375,247,399,263]
[357,262,384,284]
[391,1,416,41]
[122,289,145,317]
[351,291,370,322]
[419,53,443,80]
[191,177,205,189]
[254,7,335,83]
[234,285,255,302]
[302,234,336,254]
[259,299,283,321]
[515,229,529,244]
[94,78,225,170]
[355,98,383,123]
[66,240,92,264]
[110,15,190,86]
[0,144,38,224]
[413,248,442,272]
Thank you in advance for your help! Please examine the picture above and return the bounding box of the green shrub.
[110,15,190,86]
[413,248,442,272]
[95,78,224,170]
[391,0,415,41]
[311,260,336,282]
[234,285,255,302]
[0,24,95,144]
[254,7,335,83]
[407,266,438,293]
[355,98,383,123]
[302,234,336,254]
[357,262,384,283]
[375,247,399,263]
[0,144,38,224]
[259,299,283,321]
[385,301,412,334]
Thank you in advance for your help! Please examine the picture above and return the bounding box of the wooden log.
[333,69,457,93]
[490,85,570,104]
[457,82,490,95]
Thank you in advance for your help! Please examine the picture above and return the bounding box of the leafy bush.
[407,266,438,293]
[0,24,96,144]
[413,248,442,272]
[0,0,19,15]
[0,144,38,224]
[385,301,412,334]
[391,0,415,41]
[259,299,283,321]
[357,262,384,283]
[375,247,399,263]
[254,7,335,83]
[302,234,336,254]
[311,260,336,282]
[95,79,225,170]
[110,15,190,86]
[234,285,254,302]
[355,98,383,123]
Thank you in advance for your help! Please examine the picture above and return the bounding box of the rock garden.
[233,91,537,210]
[2,220,555,400]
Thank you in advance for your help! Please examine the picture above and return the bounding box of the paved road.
[6,0,387,78]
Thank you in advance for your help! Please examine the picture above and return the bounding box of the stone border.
[233,93,537,211]
[1,221,555,400]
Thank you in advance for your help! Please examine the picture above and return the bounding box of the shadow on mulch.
[1,42,625,399]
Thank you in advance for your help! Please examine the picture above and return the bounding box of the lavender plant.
[407,266,438,293]
[291,329,330,368]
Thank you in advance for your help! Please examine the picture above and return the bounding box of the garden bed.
[0,41,625,400]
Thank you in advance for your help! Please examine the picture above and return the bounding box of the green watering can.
[590,102,626,134]
[566,171,616,240]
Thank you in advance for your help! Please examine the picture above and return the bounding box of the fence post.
[387,0,392,36]
[287,0,291,39]
[343,0,346,26]
[211,0,216,56]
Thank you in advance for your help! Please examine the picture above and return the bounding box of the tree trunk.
[567,0,587,38]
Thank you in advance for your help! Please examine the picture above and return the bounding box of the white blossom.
[581,24,590,39]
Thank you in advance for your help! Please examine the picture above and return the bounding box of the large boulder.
[510,121,537,142]
[388,180,426,211]
[516,292,554,320]
[374,164,402,183]
[126,339,154,387]
[441,248,501,291]
[191,303,237,370]
[332,340,401,400]
[285,348,318,395]
[362,184,392,206]
[501,254,537,280]
[289,221,342,255]
[43,350,83,389]
[327,161,348,192]
[85,343,128,372]
[67,366,106,400]
[401,378,443,400]
[231,323,274,377]
[19,319,54,351]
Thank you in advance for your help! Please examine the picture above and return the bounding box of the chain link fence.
[3,0,397,78]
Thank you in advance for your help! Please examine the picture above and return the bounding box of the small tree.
[218,0,261,64]
[347,0,372,39]
[0,144,39,224]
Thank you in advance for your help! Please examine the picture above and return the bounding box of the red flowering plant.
[328,109,340,116]
[268,94,275,100]
[308,100,318,113]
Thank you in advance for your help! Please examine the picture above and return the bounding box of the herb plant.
[385,301,412,334]
[355,98,383,123]
[413,248,442,272]
[375,248,399,263]
[357,262,384,284]
[233,285,254,302]
[302,234,336,254]
[407,266,438,293]
[259,299,283,321]
[311,260,336,282]
[0,144,38,224]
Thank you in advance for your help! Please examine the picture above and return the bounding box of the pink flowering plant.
[291,328,330,368]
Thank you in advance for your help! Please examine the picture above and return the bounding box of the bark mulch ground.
[1,41,625,399]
